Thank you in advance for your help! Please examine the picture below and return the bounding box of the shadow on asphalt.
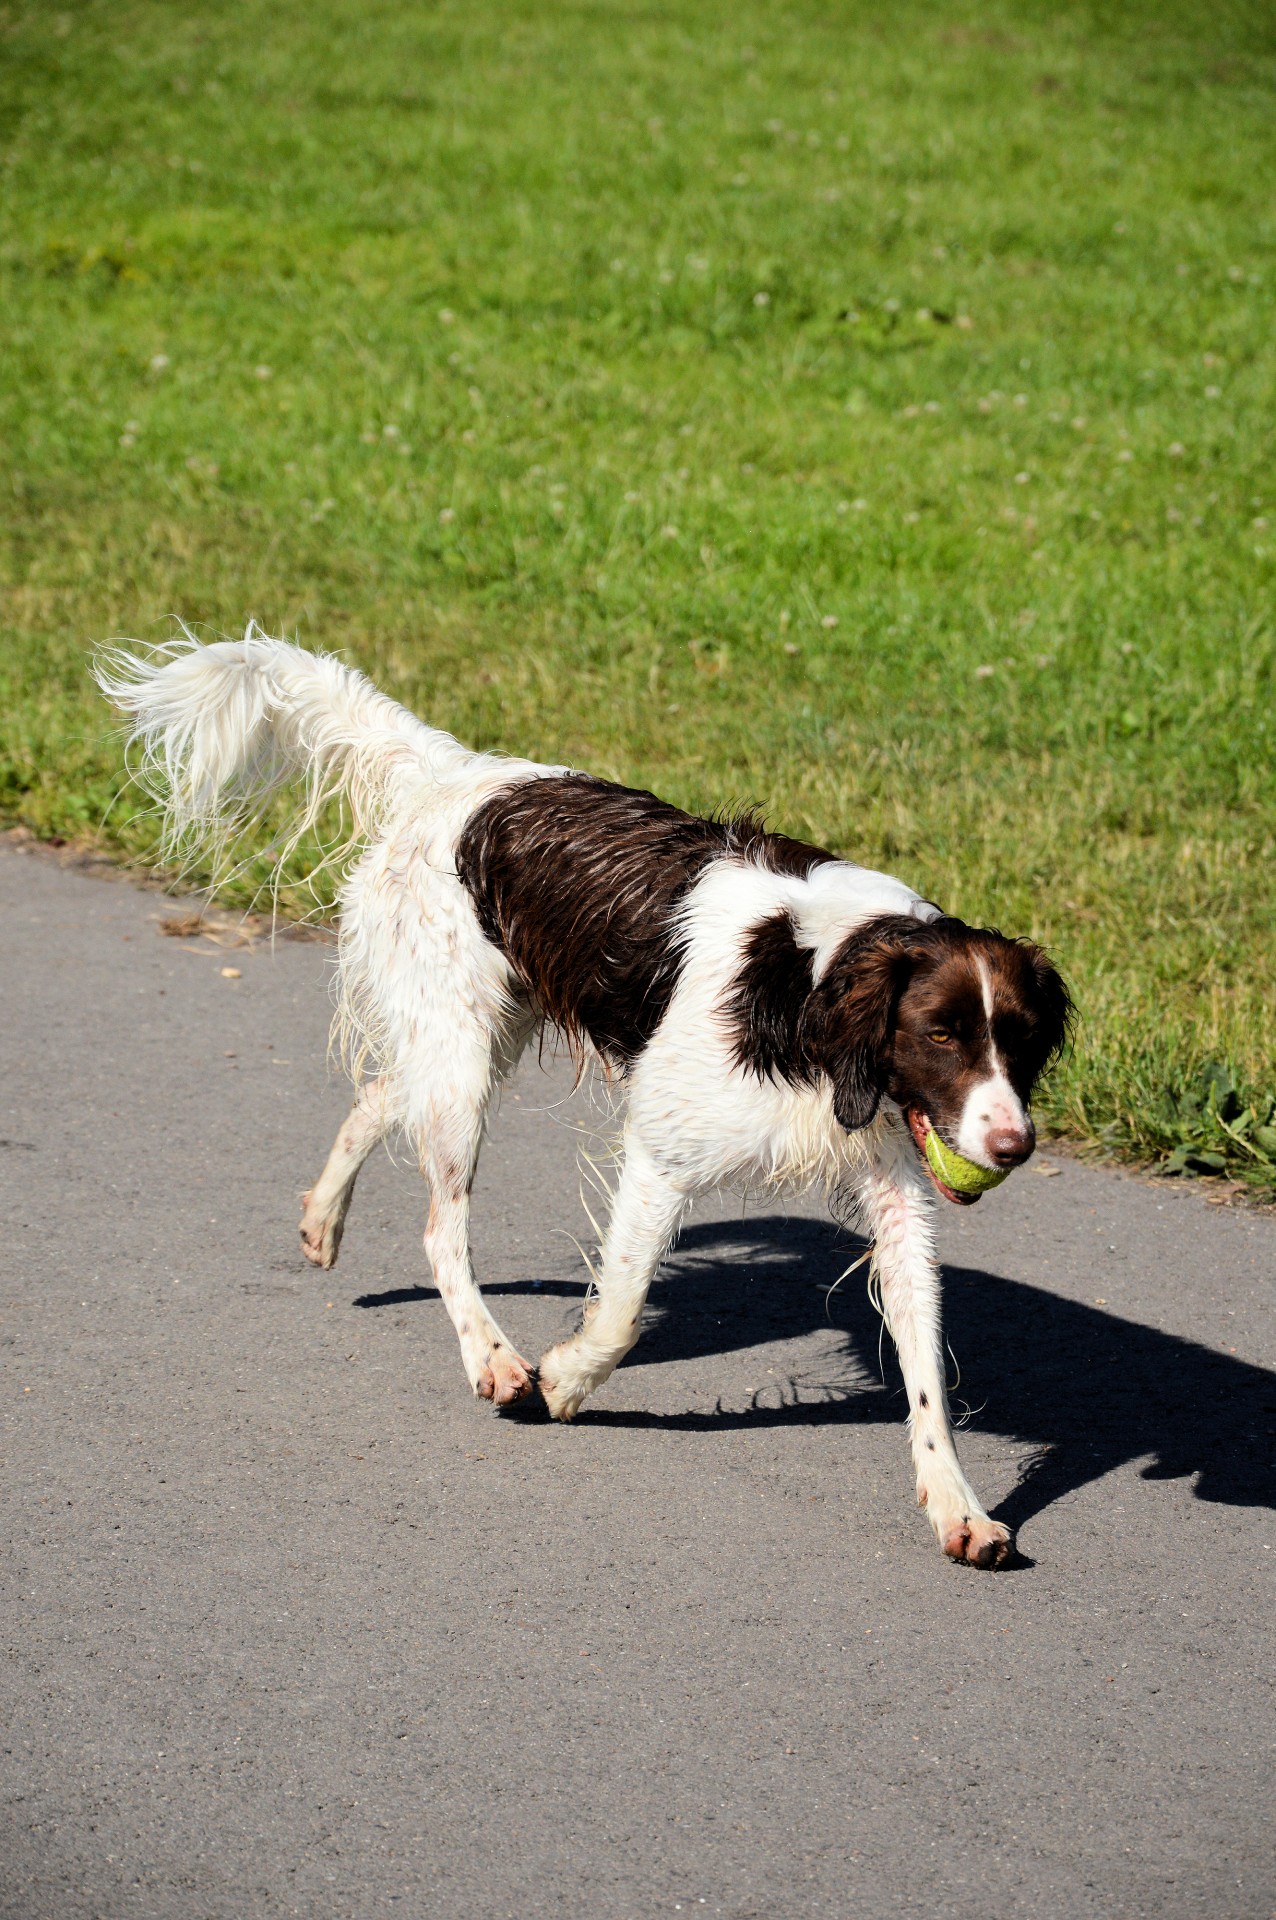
[355,1213,1276,1529]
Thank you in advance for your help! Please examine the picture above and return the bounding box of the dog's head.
[806,914,1073,1203]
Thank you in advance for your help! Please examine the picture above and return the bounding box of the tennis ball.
[923,1127,1011,1196]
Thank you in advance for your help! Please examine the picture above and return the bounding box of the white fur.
[96,630,1010,1565]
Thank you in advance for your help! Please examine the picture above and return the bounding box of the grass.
[2,0,1276,1186]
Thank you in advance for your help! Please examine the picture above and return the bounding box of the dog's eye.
[928,1029,952,1045]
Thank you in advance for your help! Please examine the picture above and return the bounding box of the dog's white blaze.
[977,952,995,1024]
[952,958,1030,1166]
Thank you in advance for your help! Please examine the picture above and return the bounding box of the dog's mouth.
[906,1107,981,1207]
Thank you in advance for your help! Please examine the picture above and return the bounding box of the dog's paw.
[940,1515,1015,1570]
[473,1344,534,1407]
[536,1344,589,1422]
[299,1192,342,1270]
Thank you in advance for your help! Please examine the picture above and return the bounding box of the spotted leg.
[857,1128,1014,1569]
[411,1016,537,1408]
[300,1076,400,1270]
[539,1136,688,1420]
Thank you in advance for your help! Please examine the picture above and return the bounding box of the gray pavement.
[1,842,1273,1919]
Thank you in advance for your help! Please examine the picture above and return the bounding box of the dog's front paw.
[473,1344,534,1407]
[939,1514,1015,1570]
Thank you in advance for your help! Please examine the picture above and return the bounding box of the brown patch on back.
[456,773,833,1066]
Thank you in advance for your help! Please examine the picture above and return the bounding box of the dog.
[97,627,1072,1569]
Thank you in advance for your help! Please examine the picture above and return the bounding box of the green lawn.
[3,0,1276,1182]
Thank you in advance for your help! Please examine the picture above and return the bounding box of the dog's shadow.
[355,1213,1276,1533]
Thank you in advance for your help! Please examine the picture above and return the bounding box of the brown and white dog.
[97,629,1072,1569]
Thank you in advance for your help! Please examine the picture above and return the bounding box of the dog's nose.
[988,1124,1035,1168]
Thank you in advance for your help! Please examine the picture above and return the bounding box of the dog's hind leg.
[412,1008,538,1407]
[538,1136,688,1420]
[300,1076,401,1270]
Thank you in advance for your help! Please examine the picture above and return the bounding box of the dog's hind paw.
[299,1192,342,1270]
[940,1515,1015,1570]
[536,1343,594,1421]
[473,1345,534,1407]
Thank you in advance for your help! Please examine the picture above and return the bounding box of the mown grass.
[3,0,1276,1184]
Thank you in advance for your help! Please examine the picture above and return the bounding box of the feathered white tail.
[94,623,476,875]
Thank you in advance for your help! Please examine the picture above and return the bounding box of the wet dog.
[97,629,1071,1568]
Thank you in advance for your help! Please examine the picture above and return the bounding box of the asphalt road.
[2,841,1273,1920]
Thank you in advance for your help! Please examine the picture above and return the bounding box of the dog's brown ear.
[1024,945,1074,1084]
[805,915,937,1132]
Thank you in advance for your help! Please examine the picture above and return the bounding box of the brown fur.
[455,773,832,1066]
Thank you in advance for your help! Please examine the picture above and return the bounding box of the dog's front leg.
[856,1144,1014,1569]
[539,1136,687,1421]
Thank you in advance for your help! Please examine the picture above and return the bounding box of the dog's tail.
[94,623,479,873]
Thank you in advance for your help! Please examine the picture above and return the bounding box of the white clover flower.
[821,614,838,628]
[149,353,170,372]
[439,508,455,523]
[255,365,272,380]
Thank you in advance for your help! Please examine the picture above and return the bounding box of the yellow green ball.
[923,1128,1011,1195]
